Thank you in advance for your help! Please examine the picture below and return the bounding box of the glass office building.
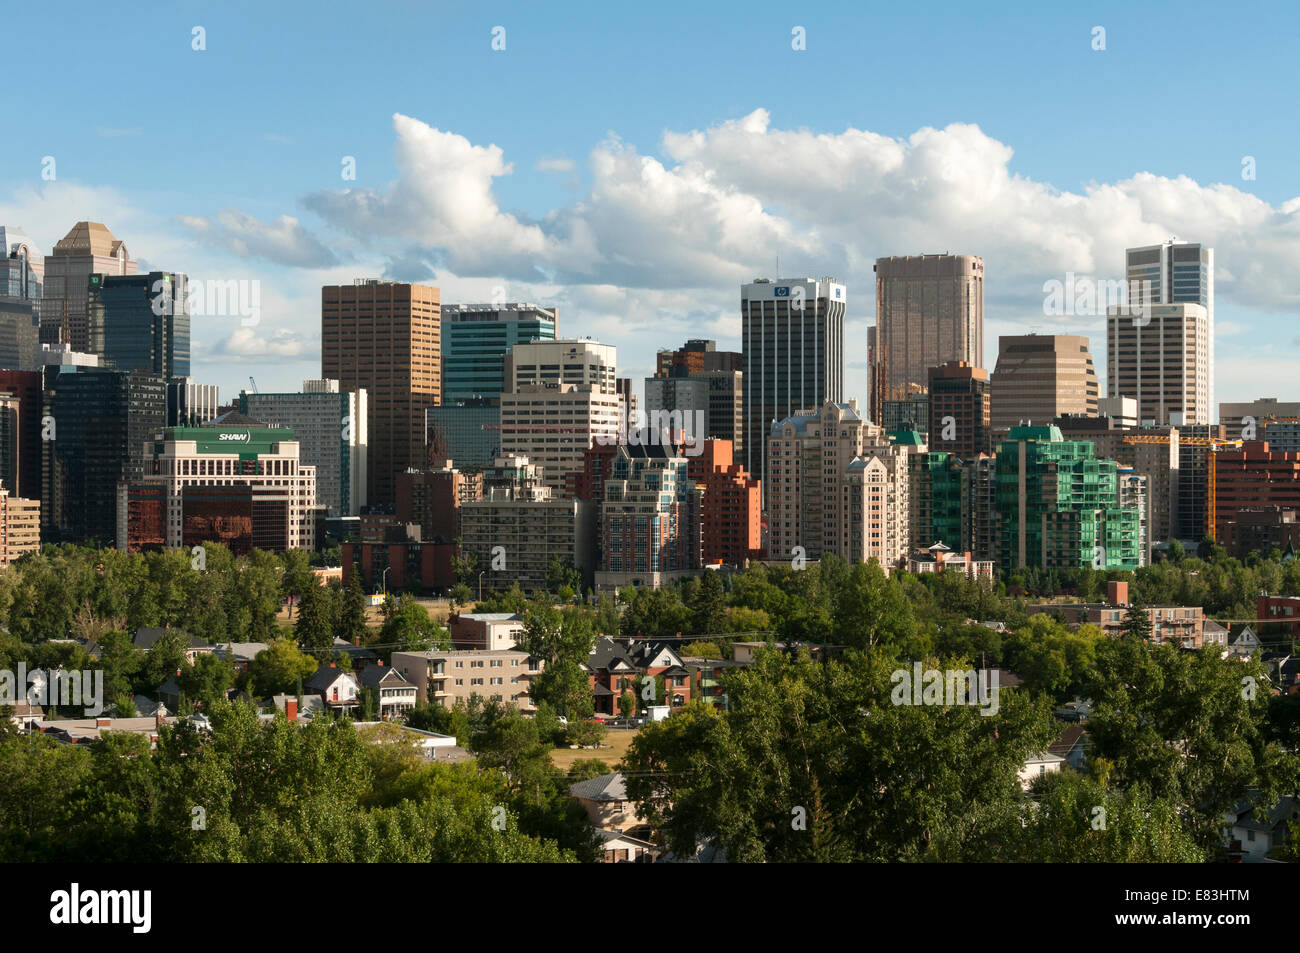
[87,271,190,378]
[441,303,557,402]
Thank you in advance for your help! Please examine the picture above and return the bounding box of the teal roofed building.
[995,425,1140,571]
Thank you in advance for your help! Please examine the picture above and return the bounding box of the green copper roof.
[888,428,925,445]
[159,426,297,459]
[1007,424,1064,441]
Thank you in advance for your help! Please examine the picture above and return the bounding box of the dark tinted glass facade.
[88,272,190,378]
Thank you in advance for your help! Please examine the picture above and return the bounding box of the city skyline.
[2,3,1299,409]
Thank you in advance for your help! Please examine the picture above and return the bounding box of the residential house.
[593,828,658,864]
[1019,751,1065,790]
[1226,625,1262,660]
[358,662,417,719]
[1225,795,1298,861]
[133,627,214,663]
[213,641,269,672]
[568,772,653,840]
[305,664,361,713]
[1048,724,1088,770]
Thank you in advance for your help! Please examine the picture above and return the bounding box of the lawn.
[549,726,640,771]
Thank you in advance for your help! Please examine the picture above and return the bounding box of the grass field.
[549,727,640,771]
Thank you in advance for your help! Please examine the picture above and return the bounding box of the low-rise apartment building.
[391,648,541,711]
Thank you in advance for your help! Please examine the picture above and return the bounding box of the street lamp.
[478,570,486,603]
[382,567,390,596]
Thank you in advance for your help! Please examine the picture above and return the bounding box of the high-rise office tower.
[869,255,983,423]
[0,371,44,499]
[321,280,441,506]
[167,377,220,427]
[497,339,620,496]
[990,334,1099,431]
[0,301,40,371]
[441,302,557,402]
[1126,241,1214,414]
[1106,304,1210,427]
[504,338,617,394]
[42,365,166,545]
[87,271,191,378]
[241,379,369,517]
[0,226,44,306]
[927,361,991,459]
[499,382,622,496]
[644,368,743,453]
[41,222,136,349]
[741,277,845,495]
[656,339,743,376]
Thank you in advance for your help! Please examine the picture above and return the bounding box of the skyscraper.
[441,302,557,402]
[88,271,191,378]
[1126,241,1214,414]
[741,277,845,495]
[0,226,44,306]
[1105,304,1210,426]
[321,280,441,506]
[990,334,1099,431]
[42,366,166,546]
[242,379,369,517]
[927,361,991,459]
[869,255,984,423]
[41,222,136,349]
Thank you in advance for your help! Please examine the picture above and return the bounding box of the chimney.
[286,698,298,722]
[155,710,165,730]
[354,636,360,646]
[96,717,111,728]
[1108,580,1128,606]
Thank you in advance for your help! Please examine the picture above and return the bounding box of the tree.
[618,691,636,719]
[1083,635,1282,851]
[378,595,448,653]
[449,582,473,609]
[280,549,316,620]
[565,718,606,748]
[295,582,337,655]
[248,639,320,698]
[339,571,368,648]
[690,569,727,634]
[1120,602,1152,641]
[178,653,237,711]
[546,558,582,596]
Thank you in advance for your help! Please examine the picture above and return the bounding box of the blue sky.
[3,0,1297,409]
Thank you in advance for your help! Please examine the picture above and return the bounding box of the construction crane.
[248,376,258,394]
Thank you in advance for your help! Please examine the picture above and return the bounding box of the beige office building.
[321,280,440,505]
[767,399,912,568]
[391,648,541,710]
[990,334,1099,431]
[0,488,39,567]
[41,222,136,350]
[869,255,983,423]
[499,382,621,495]
[1106,303,1209,427]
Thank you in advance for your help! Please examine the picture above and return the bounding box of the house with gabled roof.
[133,627,215,663]
[358,662,417,719]
[305,663,361,713]
[1226,625,1262,660]
[1048,724,1089,770]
